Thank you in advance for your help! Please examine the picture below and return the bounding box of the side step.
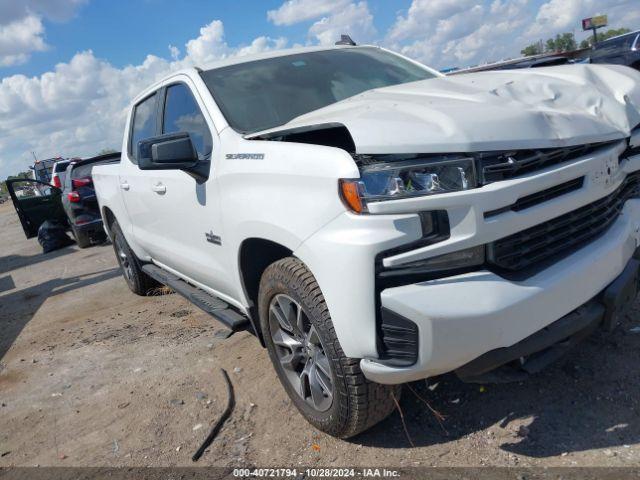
[142,264,249,331]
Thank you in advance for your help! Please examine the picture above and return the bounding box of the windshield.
[200,47,436,134]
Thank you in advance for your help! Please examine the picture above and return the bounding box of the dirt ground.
[0,199,639,468]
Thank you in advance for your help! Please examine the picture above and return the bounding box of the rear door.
[6,179,67,238]
[118,91,163,255]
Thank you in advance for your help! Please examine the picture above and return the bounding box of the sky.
[1,0,639,179]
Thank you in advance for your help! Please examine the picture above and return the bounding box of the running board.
[142,264,249,331]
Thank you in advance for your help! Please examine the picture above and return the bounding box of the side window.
[163,84,213,160]
[129,93,158,163]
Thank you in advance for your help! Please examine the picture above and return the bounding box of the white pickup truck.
[92,44,640,438]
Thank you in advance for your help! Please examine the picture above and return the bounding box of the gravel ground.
[0,200,639,468]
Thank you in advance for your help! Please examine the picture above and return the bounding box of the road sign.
[582,15,607,31]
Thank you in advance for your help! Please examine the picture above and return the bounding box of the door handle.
[120,182,130,191]
[152,183,166,194]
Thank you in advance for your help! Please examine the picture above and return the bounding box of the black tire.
[71,226,92,249]
[258,257,400,438]
[110,220,159,296]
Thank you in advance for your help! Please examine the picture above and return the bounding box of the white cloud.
[267,0,375,46]
[386,0,639,69]
[387,0,528,68]
[308,1,376,45]
[0,0,87,24]
[0,15,48,66]
[267,0,349,26]
[182,20,288,65]
[185,20,230,64]
[387,0,476,43]
[236,36,288,57]
[168,44,180,61]
[525,0,635,38]
[527,0,582,36]
[0,19,289,178]
[0,0,87,68]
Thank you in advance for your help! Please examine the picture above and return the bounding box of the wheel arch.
[101,206,117,238]
[238,237,293,345]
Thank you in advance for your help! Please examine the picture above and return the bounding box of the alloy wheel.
[268,293,333,412]
[115,238,134,282]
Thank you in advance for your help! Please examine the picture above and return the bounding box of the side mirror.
[138,132,199,170]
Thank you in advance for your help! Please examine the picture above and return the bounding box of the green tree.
[1,170,31,196]
[521,41,544,56]
[580,27,631,48]
[523,32,580,56]
[545,37,557,52]
[97,148,118,156]
[546,33,577,53]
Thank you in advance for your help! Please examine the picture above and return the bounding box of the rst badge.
[225,153,265,160]
[205,231,221,245]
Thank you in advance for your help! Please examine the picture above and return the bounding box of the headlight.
[340,157,476,213]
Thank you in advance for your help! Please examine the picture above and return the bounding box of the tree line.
[0,171,31,196]
[521,28,631,56]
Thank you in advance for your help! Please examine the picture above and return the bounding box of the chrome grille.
[480,141,618,184]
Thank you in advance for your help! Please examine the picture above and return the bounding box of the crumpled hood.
[248,64,640,154]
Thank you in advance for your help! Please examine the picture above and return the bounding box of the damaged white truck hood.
[247,64,640,154]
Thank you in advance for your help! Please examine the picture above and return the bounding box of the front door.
[6,179,67,238]
[131,79,230,297]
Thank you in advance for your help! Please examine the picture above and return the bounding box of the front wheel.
[258,257,400,438]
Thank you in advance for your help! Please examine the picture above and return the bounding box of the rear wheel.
[110,220,158,295]
[71,226,91,249]
[258,257,400,438]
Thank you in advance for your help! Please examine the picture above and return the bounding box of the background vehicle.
[590,30,640,70]
[6,152,120,247]
[491,55,571,70]
[51,159,72,189]
[30,157,61,184]
[92,45,640,438]
[6,179,66,238]
[61,153,120,247]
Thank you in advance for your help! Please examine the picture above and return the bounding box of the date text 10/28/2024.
[232,468,401,478]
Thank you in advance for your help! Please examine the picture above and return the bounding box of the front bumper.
[456,256,639,383]
[361,199,640,384]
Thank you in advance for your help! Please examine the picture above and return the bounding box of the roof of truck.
[197,44,364,72]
